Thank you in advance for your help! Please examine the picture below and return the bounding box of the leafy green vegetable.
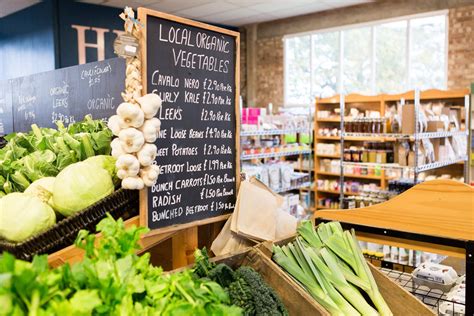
[273,221,393,316]
[0,115,113,195]
[24,177,55,205]
[83,155,119,186]
[0,215,242,315]
[0,193,56,242]
[52,162,114,217]
[193,248,288,316]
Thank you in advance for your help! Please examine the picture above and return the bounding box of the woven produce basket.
[0,188,139,261]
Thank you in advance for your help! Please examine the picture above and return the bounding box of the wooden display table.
[315,180,473,314]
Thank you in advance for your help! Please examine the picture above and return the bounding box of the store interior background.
[1,0,473,209]
[0,0,473,311]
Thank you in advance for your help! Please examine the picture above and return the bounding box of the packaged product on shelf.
[412,262,458,292]
[280,163,293,189]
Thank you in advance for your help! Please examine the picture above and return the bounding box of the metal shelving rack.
[338,89,470,204]
[240,108,314,202]
[241,149,312,161]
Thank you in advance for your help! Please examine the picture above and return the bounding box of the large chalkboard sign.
[138,9,240,234]
[0,80,13,135]
[10,58,125,132]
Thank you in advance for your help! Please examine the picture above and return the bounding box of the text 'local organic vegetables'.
[0,193,56,242]
[273,221,392,316]
[0,215,242,315]
[193,248,288,316]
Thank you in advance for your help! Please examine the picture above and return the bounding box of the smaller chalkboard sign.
[138,8,240,236]
[0,80,13,135]
[10,58,125,132]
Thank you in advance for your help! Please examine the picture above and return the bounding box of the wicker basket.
[0,188,139,261]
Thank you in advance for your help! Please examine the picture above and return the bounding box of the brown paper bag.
[210,215,254,256]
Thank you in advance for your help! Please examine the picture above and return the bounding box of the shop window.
[283,12,447,106]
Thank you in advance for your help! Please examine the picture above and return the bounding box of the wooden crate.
[257,238,435,316]
[171,247,327,315]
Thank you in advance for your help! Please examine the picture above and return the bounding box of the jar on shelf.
[343,148,352,162]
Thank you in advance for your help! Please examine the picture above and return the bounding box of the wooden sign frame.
[137,8,241,237]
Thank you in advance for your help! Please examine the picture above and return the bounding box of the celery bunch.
[273,221,392,316]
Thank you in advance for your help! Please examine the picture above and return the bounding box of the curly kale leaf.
[234,266,288,316]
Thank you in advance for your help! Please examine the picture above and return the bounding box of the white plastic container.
[412,262,458,292]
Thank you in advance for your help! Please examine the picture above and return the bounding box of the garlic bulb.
[108,115,126,136]
[116,154,140,179]
[118,128,145,153]
[140,118,161,143]
[117,102,145,128]
[137,143,157,167]
[137,93,162,119]
[140,165,160,187]
[122,176,144,190]
[111,138,126,158]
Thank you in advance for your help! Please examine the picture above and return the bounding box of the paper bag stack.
[211,177,297,256]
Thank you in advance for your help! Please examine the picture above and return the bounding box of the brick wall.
[448,5,474,89]
[256,36,284,107]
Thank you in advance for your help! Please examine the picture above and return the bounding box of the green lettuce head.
[0,193,56,242]
[52,161,114,217]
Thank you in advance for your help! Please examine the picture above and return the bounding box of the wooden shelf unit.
[314,94,386,209]
[313,89,470,209]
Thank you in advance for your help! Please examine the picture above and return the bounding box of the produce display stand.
[257,237,434,315]
[314,179,473,315]
[172,247,328,315]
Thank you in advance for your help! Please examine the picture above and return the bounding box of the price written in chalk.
[203,78,232,92]
[200,109,231,121]
[203,144,232,155]
[202,91,232,105]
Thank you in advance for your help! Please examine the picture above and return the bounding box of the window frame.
[283,10,448,107]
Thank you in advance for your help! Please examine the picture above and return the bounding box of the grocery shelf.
[317,189,360,196]
[317,171,383,180]
[315,135,340,140]
[294,166,313,172]
[316,135,392,141]
[415,156,468,172]
[341,157,468,172]
[273,182,311,193]
[341,161,406,170]
[241,149,312,160]
[315,154,340,158]
[241,128,308,136]
[316,117,343,122]
[342,130,467,140]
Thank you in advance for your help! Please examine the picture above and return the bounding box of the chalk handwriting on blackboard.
[143,13,238,230]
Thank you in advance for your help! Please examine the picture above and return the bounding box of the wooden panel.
[172,226,198,269]
[317,179,474,241]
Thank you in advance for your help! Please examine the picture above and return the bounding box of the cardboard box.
[401,103,416,134]
[427,120,445,132]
